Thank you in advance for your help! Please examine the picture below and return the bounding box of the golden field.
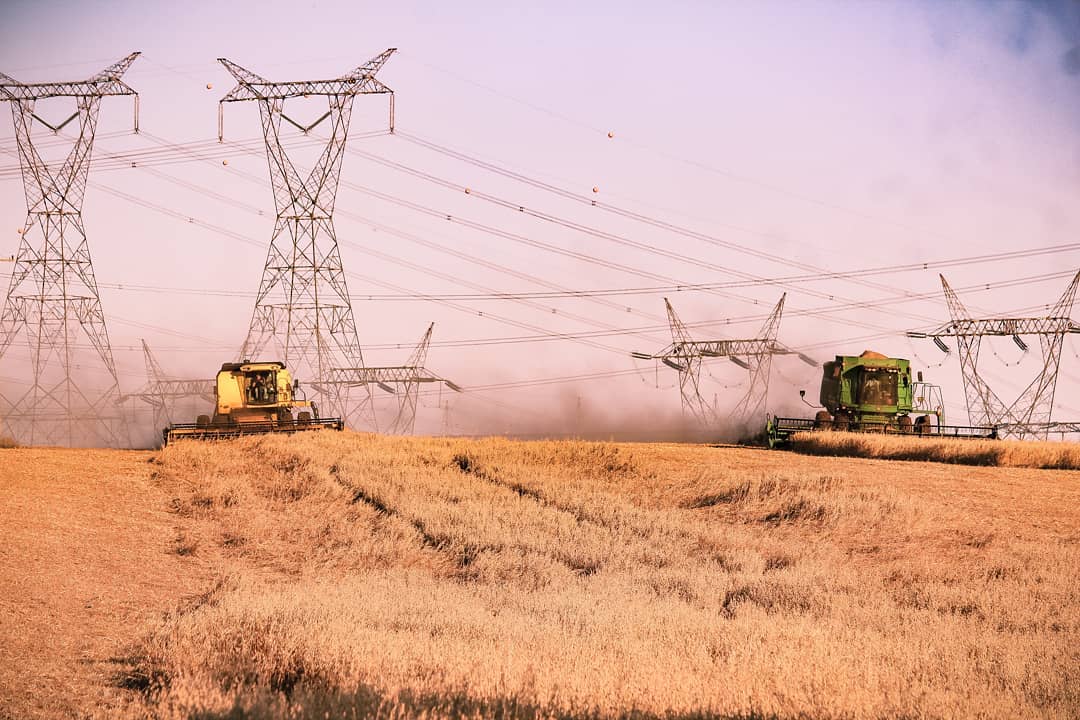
[1,432,1078,719]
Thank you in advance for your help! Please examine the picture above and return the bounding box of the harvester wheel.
[298,411,312,425]
[898,415,913,434]
[196,414,211,428]
[914,415,930,435]
[833,413,850,432]
[813,410,832,430]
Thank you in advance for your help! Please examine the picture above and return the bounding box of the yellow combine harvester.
[163,361,344,445]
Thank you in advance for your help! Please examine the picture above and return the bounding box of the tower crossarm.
[218,49,396,103]
[0,52,140,101]
[218,78,394,102]
[0,79,138,100]
[635,339,770,362]
[323,366,462,390]
[121,379,216,404]
[915,317,1080,338]
[637,339,812,362]
[996,421,1080,435]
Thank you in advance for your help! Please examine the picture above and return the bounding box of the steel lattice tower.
[633,294,814,428]
[0,54,140,447]
[327,323,462,434]
[120,339,215,440]
[217,49,396,428]
[908,272,1080,439]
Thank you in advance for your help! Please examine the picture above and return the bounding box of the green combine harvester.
[766,351,997,448]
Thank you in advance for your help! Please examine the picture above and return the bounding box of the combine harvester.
[163,361,343,445]
[765,351,997,448]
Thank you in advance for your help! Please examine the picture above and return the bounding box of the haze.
[1,0,1078,439]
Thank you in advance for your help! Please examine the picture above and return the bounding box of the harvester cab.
[163,361,344,444]
[816,351,920,431]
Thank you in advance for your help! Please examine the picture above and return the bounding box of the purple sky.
[1,0,1079,436]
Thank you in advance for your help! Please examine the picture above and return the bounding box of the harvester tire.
[298,411,312,425]
[196,414,211,428]
[813,410,832,430]
[914,415,930,435]
[898,415,913,434]
[834,414,850,432]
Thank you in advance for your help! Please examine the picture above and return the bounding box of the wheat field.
[1,432,1078,719]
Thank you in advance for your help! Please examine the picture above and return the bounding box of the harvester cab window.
[860,368,898,406]
[248,371,277,404]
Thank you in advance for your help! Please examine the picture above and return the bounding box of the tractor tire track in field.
[328,451,734,587]
[449,451,744,575]
[326,455,617,578]
[451,452,606,529]
[329,463,493,569]
[449,452,615,576]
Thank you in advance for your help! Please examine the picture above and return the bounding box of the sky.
[1,0,1079,440]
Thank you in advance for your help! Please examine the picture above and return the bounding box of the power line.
[4,121,1072,367]
[4,268,1069,352]
[391,131,1051,321]
[8,129,1067,336]
[391,51,1029,280]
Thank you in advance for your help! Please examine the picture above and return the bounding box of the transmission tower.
[326,323,462,434]
[632,294,814,427]
[907,272,1080,439]
[0,54,140,447]
[217,49,396,428]
[441,398,454,436]
[120,339,215,436]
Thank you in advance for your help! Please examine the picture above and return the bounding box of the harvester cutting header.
[163,361,343,444]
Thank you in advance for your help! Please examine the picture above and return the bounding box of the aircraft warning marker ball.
[464,187,471,194]
[222,159,229,166]
[608,131,614,138]
[206,83,213,90]
[592,186,599,193]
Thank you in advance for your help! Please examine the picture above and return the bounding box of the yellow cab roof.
[219,361,286,372]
